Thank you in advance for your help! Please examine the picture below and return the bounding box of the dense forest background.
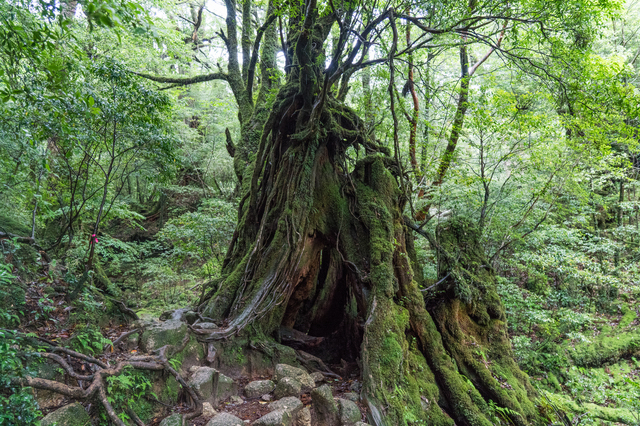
[2,0,640,424]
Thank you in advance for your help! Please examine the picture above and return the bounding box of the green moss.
[618,305,637,329]
[545,392,636,424]
[131,395,157,422]
[160,375,181,404]
[202,250,251,319]
[568,327,640,367]
[547,372,562,392]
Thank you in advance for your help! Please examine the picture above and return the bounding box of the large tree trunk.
[196,8,538,425]
[198,85,538,425]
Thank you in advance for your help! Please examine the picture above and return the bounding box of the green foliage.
[0,330,41,425]
[0,261,22,327]
[157,198,236,278]
[104,367,155,423]
[69,324,112,355]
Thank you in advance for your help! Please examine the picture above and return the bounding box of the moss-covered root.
[356,161,537,426]
[355,158,452,426]
[545,392,637,424]
[431,219,538,425]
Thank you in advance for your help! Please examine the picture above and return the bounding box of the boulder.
[310,372,324,384]
[202,402,217,417]
[188,367,236,403]
[32,361,65,409]
[268,396,303,414]
[245,380,276,398]
[274,376,302,399]
[311,384,339,426]
[206,412,244,426]
[178,335,206,374]
[214,371,237,402]
[343,392,359,402]
[295,407,311,426]
[139,320,187,353]
[40,403,90,426]
[159,413,183,426]
[267,397,306,426]
[337,398,361,425]
[188,366,215,400]
[184,311,198,324]
[125,332,139,350]
[230,395,244,404]
[274,364,315,391]
[253,409,292,426]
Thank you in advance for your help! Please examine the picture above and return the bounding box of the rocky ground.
[34,309,373,426]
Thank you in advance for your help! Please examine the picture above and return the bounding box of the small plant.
[0,330,42,425]
[69,325,112,355]
[488,399,522,425]
[104,367,155,423]
[0,262,21,326]
[623,376,640,425]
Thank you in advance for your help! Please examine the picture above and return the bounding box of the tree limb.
[132,71,228,86]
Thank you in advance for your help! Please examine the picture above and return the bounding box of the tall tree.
[138,0,619,423]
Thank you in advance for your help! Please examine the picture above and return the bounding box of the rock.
[230,395,244,404]
[188,367,236,403]
[184,311,198,324]
[310,372,324,383]
[354,423,371,426]
[32,361,65,409]
[206,412,244,426]
[343,392,359,402]
[159,308,190,321]
[253,409,292,426]
[189,365,200,373]
[274,364,315,391]
[337,398,361,425]
[348,381,361,393]
[261,394,273,401]
[214,371,237,402]
[245,379,276,398]
[268,396,303,414]
[179,335,206,374]
[295,407,311,426]
[266,397,306,426]
[311,384,339,426]
[125,332,139,350]
[40,403,90,426]
[274,376,302,399]
[159,413,183,426]
[202,402,217,417]
[188,366,215,400]
[139,319,188,353]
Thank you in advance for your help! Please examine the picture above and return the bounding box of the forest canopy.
[2,0,640,425]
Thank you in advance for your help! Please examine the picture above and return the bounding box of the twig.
[103,329,139,353]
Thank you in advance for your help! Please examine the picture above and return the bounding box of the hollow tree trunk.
[198,80,538,425]
[197,9,537,424]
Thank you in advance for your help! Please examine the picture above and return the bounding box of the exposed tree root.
[11,331,202,426]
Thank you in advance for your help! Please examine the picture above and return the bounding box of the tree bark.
[196,16,538,424]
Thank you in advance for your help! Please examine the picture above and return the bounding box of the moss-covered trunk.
[196,8,539,424]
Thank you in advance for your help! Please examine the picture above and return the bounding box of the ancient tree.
[139,0,605,423]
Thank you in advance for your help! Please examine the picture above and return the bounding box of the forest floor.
[5,241,640,425]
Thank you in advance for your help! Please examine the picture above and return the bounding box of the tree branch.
[132,71,228,86]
